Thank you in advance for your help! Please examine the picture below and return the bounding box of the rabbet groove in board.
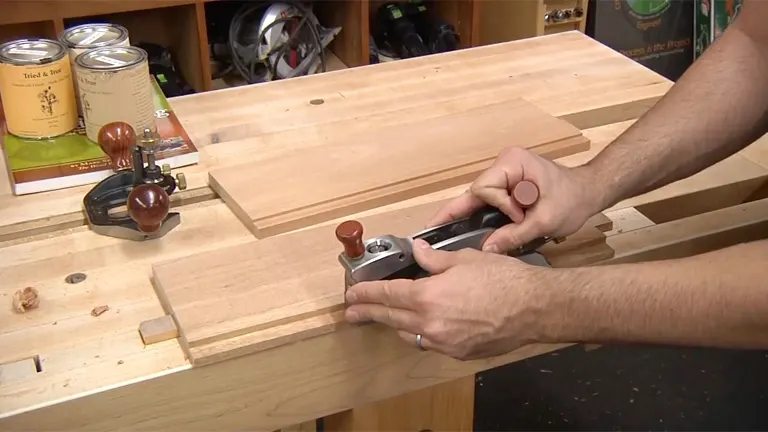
[150,200,445,366]
[150,198,612,366]
[206,97,590,239]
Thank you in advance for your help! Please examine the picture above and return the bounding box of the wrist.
[570,163,615,216]
[530,266,603,345]
[515,266,584,345]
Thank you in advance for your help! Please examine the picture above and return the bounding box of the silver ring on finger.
[416,334,427,351]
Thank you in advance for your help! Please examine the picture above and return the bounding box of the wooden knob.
[98,122,136,171]
[513,180,539,208]
[336,220,365,259]
[127,183,170,234]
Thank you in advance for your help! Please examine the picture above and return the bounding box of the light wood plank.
[0,31,669,232]
[324,376,475,432]
[605,198,768,264]
[8,194,768,430]
[208,97,589,237]
[151,198,609,366]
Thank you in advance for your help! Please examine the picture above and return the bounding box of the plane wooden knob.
[513,180,539,208]
[98,122,136,171]
[336,220,365,259]
[127,183,170,234]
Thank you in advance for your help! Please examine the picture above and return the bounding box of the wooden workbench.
[2,31,768,431]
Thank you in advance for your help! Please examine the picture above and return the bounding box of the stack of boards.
[152,97,591,366]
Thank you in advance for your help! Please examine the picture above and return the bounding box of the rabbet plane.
[335,205,556,289]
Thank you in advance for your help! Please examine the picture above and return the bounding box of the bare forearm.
[541,240,768,349]
[583,5,768,211]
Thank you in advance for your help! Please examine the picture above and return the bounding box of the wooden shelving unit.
[478,0,588,45]
[0,0,484,94]
[0,1,589,95]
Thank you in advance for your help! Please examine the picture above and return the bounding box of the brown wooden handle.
[127,183,170,233]
[98,122,136,171]
[336,220,365,259]
[513,180,539,208]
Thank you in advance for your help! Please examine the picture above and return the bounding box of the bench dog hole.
[65,273,87,284]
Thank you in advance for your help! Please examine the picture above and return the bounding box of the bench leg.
[323,375,476,431]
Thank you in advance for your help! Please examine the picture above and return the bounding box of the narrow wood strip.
[604,198,768,264]
[0,187,216,245]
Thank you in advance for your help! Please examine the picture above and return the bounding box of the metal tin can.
[75,46,156,144]
[0,38,78,139]
[59,23,130,116]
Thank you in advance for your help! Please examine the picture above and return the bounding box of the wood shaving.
[12,287,39,313]
[91,305,110,316]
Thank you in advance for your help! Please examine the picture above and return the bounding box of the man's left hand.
[344,238,555,360]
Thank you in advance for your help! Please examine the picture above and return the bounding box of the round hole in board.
[65,273,87,284]
[309,98,324,105]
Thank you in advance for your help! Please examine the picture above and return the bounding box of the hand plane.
[335,204,556,288]
[83,122,187,241]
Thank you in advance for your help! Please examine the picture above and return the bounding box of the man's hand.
[344,238,555,360]
[427,146,601,254]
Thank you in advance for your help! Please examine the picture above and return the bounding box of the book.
[1,76,199,195]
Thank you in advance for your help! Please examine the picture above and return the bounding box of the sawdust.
[91,305,110,316]
[12,287,39,313]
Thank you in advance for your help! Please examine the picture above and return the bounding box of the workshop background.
[1,0,764,430]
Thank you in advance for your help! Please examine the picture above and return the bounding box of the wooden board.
[4,120,766,426]
[0,122,634,420]
[323,376,475,432]
[605,197,768,264]
[0,31,670,235]
[151,198,611,366]
[8,192,768,430]
[208,97,590,237]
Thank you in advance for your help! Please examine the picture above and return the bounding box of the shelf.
[62,4,208,92]
[0,0,585,98]
[478,0,588,45]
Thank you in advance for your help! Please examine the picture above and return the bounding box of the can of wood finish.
[0,38,78,139]
[75,46,156,144]
[59,23,130,116]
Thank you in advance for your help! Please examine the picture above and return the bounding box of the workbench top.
[0,31,686,430]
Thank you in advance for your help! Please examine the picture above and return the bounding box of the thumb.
[482,220,541,254]
[412,239,460,274]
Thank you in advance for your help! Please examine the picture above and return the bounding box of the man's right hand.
[427,146,602,254]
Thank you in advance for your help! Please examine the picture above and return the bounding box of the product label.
[8,48,49,56]
[78,61,155,143]
[79,30,107,46]
[0,61,77,138]
[21,64,65,80]
[94,55,128,67]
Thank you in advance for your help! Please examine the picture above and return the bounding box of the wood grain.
[0,121,634,421]
[0,31,678,430]
[151,199,609,366]
[0,32,669,233]
[323,376,475,431]
[13,193,767,430]
[208,97,589,237]
[605,197,768,264]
